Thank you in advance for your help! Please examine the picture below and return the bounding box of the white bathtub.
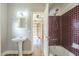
[49,46,75,56]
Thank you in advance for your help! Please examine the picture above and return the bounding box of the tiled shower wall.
[49,5,79,56]
[48,16,62,46]
[62,5,79,56]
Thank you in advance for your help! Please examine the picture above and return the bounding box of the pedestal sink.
[12,36,27,56]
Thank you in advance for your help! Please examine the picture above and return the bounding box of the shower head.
[54,8,59,16]
[56,8,59,12]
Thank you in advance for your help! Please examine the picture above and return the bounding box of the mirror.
[16,11,28,28]
[17,17,27,28]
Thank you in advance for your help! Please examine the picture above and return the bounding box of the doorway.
[32,12,44,56]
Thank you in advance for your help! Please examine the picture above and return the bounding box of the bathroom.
[0,3,48,56]
[0,3,79,56]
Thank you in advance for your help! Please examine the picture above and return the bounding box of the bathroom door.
[32,13,44,55]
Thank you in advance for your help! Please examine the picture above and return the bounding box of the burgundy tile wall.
[48,16,61,46]
[62,5,79,56]
[48,5,79,56]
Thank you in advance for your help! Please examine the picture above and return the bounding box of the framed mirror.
[16,11,28,28]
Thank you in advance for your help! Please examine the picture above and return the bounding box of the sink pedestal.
[18,41,23,56]
[12,37,26,56]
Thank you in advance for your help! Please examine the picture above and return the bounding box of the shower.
[54,8,59,16]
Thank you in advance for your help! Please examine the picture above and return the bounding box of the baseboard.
[2,50,33,56]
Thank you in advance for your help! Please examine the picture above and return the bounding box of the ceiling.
[7,3,79,15]
[49,3,67,10]
[49,3,79,16]
[7,3,46,12]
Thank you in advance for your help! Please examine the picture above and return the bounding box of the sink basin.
[12,36,27,42]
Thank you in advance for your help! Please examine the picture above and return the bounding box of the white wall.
[44,4,49,56]
[0,3,8,55]
[0,3,1,56]
[7,4,32,52]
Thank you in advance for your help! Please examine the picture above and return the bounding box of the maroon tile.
[48,16,61,46]
[62,5,79,56]
[48,5,79,56]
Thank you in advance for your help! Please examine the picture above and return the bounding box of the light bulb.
[17,11,28,17]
